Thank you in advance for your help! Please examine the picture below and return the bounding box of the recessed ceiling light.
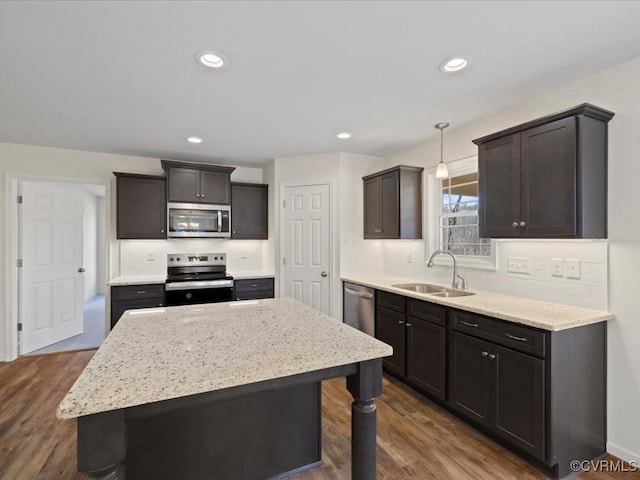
[196,52,226,69]
[336,132,352,139]
[440,56,472,73]
[187,136,203,144]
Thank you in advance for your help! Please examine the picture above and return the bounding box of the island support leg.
[77,410,127,480]
[347,358,383,480]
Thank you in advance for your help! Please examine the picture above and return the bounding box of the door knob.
[321,271,328,277]
[78,267,85,273]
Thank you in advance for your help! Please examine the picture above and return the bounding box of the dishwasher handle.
[344,287,374,300]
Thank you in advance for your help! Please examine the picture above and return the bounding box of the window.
[440,171,490,257]
[426,155,495,269]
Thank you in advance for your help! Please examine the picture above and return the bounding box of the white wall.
[0,142,266,360]
[382,55,640,463]
[81,189,98,300]
[96,195,107,295]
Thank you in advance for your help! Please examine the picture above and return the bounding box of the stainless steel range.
[165,253,235,306]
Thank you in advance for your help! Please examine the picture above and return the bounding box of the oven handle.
[165,280,234,291]
[218,211,222,232]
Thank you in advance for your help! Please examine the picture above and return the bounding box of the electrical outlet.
[406,251,413,263]
[551,258,564,277]
[508,257,530,274]
[146,252,155,261]
[241,250,248,259]
[566,259,581,279]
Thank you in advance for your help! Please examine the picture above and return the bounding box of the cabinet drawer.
[449,310,546,358]
[111,298,165,328]
[407,299,446,326]
[376,291,405,313]
[111,284,165,301]
[235,278,274,300]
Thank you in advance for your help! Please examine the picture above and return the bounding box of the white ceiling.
[1,1,640,167]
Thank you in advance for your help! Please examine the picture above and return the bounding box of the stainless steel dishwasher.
[343,282,375,336]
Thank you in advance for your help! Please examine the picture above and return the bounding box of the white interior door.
[20,181,85,353]
[283,184,331,314]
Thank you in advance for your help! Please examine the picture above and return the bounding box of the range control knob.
[176,257,181,262]
[215,256,219,260]
[169,257,174,262]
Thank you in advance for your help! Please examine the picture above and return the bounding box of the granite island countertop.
[342,275,613,332]
[57,298,392,419]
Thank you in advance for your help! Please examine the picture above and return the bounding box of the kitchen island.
[57,298,392,480]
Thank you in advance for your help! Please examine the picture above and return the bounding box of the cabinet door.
[363,176,381,238]
[521,117,577,237]
[492,345,545,460]
[478,134,521,238]
[380,171,400,238]
[116,175,166,239]
[376,306,405,377]
[167,167,200,203]
[231,183,268,239]
[448,332,492,426]
[406,317,446,400]
[201,170,231,204]
[111,298,165,328]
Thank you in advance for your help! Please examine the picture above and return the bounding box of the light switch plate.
[146,252,155,261]
[406,251,413,263]
[551,258,564,277]
[508,257,530,274]
[566,259,581,279]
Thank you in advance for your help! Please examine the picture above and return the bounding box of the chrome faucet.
[427,249,467,291]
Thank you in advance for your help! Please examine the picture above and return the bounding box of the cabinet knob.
[519,221,526,227]
[201,194,205,198]
[406,323,412,328]
[398,320,404,324]
[512,221,519,227]
[481,351,489,357]
[488,354,496,360]
[161,229,164,233]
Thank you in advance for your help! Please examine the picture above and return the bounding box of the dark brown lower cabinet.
[406,317,446,400]
[234,277,274,300]
[376,294,446,399]
[110,284,165,329]
[367,287,606,479]
[376,305,406,377]
[448,332,545,459]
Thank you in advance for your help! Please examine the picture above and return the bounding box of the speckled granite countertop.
[229,271,275,280]
[342,275,613,332]
[108,275,166,286]
[57,298,392,419]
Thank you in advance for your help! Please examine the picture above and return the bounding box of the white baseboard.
[608,442,640,464]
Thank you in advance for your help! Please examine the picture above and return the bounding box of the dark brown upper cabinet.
[231,182,268,239]
[474,103,614,238]
[161,160,235,205]
[114,173,166,239]
[363,165,423,239]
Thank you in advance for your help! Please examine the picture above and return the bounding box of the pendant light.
[435,122,450,179]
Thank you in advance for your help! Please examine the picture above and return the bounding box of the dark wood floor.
[0,350,637,480]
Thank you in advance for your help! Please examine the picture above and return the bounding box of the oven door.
[167,203,231,238]
[165,285,235,306]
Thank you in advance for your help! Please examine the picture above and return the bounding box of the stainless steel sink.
[392,283,475,298]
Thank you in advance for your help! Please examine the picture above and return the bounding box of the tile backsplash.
[118,239,266,276]
[383,240,608,310]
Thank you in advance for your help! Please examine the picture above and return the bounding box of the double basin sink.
[392,283,475,298]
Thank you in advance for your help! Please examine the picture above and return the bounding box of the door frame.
[3,173,111,361]
[279,180,337,318]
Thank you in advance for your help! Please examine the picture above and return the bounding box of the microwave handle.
[218,210,222,232]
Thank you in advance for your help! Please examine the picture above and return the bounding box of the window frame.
[425,155,497,270]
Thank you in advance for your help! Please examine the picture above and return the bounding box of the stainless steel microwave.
[167,203,231,238]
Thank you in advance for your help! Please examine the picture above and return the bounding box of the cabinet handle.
[488,354,496,360]
[519,221,526,227]
[137,290,146,294]
[505,332,528,342]
[201,193,205,198]
[406,323,412,327]
[481,351,488,357]
[398,320,404,325]
[512,221,519,227]
[460,320,478,328]
[161,229,164,233]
